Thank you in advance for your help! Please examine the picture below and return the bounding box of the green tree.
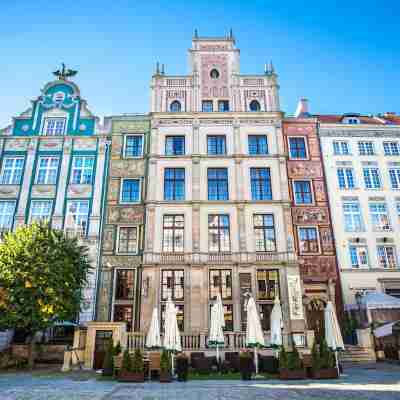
[0,223,91,368]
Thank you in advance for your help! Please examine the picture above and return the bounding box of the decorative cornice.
[319,128,400,138]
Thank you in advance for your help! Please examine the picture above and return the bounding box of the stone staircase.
[339,345,376,365]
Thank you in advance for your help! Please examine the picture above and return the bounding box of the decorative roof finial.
[53,63,77,81]
[155,62,160,75]
[229,28,233,39]
[264,63,268,74]
[161,64,165,75]
[194,28,198,38]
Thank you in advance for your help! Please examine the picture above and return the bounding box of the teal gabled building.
[0,69,111,323]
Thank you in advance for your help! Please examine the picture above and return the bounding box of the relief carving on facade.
[287,275,305,320]
[308,137,321,158]
[319,227,335,253]
[285,125,315,136]
[288,161,322,179]
[4,138,29,151]
[108,206,144,224]
[73,137,97,151]
[38,138,63,151]
[0,185,19,198]
[110,160,145,177]
[31,185,57,198]
[292,207,329,225]
[101,227,114,252]
[313,180,327,203]
[299,255,338,279]
[67,184,92,198]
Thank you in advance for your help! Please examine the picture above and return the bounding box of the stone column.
[192,120,200,155]
[192,157,200,201]
[192,205,200,253]
[236,204,247,252]
[234,158,243,201]
[233,120,240,155]
[145,206,155,252]
[147,160,157,202]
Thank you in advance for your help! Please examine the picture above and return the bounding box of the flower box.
[279,368,307,380]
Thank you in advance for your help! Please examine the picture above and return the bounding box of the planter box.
[279,369,307,380]
[160,371,172,383]
[118,371,145,382]
[311,368,339,379]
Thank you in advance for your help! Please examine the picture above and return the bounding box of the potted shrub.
[131,349,145,382]
[119,349,133,381]
[102,339,115,377]
[311,338,338,379]
[239,350,254,380]
[279,344,306,380]
[175,353,189,381]
[160,350,172,383]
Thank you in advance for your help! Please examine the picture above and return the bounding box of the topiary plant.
[132,348,144,373]
[279,346,288,370]
[287,343,302,371]
[121,349,132,373]
[319,338,336,369]
[311,341,322,370]
[160,350,171,373]
[113,341,122,356]
[102,339,115,376]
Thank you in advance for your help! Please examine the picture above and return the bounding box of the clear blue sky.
[0,0,399,126]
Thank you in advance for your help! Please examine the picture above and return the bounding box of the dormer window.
[170,100,181,112]
[343,117,360,124]
[42,117,66,136]
[210,69,220,79]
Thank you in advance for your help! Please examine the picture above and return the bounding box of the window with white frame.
[333,141,350,155]
[70,156,95,184]
[344,118,360,125]
[389,168,400,190]
[124,135,143,158]
[298,227,319,254]
[343,202,363,232]
[377,246,397,269]
[358,141,375,155]
[253,214,276,252]
[0,157,24,184]
[337,168,355,189]
[117,226,138,254]
[369,203,391,231]
[383,142,400,156]
[36,156,59,184]
[42,118,66,136]
[29,200,52,223]
[65,200,89,234]
[288,137,307,159]
[162,215,184,253]
[349,246,369,268]
[120,179,140,203]
[363,167,381,189]
[0,200,16,230]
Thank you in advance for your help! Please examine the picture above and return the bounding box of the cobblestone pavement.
[0,363,400,400]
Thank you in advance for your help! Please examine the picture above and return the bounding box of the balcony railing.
[143,251,296,265]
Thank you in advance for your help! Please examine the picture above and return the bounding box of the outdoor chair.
[195,356,213,374]
[223,352,240,372]
[258,355,279,374]
[148,351,161,379]
[190,352,205,369]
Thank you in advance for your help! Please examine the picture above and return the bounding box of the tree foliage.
[0,223,91,334]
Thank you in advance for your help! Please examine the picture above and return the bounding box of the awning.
[374,321,400,338]
[360,292,400,310]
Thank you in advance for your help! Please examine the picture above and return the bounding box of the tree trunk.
[27,334,36,369]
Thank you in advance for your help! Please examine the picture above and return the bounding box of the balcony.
[143,251,296,265]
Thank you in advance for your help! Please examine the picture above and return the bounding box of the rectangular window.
[358,141,375,155]
[70,156,95,184]
[207,136,226,155]
[42,118,66,136]
[248,135,268,155]
[120,179,140,203]
[298,227,319,254]
[29,200,52,223]
[209,269,232,300]
[164,168,185,201]
[383,142,400,156]
[208,168,229,200]
[369,203,391,231]
[343,202,363,232]
[202,100,213,112]
[117,226,138,254]
[161,270,184,301]
[165,136,185,156]
[0,200,16,230]
[162,215,184,252]
[218,100,229,112]
[337,168,355,189]
[113,305,133,331]
[0,157,24,185]
[293,180,313,204]
[250,167,272,200]
[288,137,307,159]
[377,246,397,269]
[124,135,143,158]
[363,168,381,189]
[333,141,350,155]
[208,214,230,252]
[161,304,184,332]
[36,156,59,184]
[389,169,400,190]
[253,214,276,252]
[257,269,279,300]
[349,246,369,268]
[65,200,89,234]
[115,269,135,300]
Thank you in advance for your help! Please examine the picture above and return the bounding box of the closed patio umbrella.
[324,301,344,375]
[163,297,182,375]
[245,295,265,375]
[145,307,161,349]
[208,293,225,363]
[270,296,283,349]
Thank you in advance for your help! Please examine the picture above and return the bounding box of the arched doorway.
[306,299,326,343]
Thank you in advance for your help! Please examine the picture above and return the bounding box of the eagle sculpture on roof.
[53,63,78,81]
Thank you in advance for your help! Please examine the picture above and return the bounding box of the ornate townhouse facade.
[96,115,150,331]
[0,73,109,323]
[318,111,400,321]
[141,33,307,343]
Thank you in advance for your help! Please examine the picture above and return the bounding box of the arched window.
[249,100,261,112]
[210,69,220,79]
[170,100,181,112]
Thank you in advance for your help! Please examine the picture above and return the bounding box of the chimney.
[295,98,309,118]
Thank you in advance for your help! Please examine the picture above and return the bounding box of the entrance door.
[93,330,113,370]
[306,299,326,343]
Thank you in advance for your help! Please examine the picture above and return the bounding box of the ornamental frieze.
[292,207,329,224]
[313,180,327,202]
[110,160,145,177]
[285,125,315,135]
[67,184,92,198]
[4,138,29,151]
[298,255,338,279]
[0,185,19,198]
[158,119,192,126]
[31,185,56,198]
[38,138,63,151]
[73,137,97,151]
[288,161,323,179]
[108,206,144,224]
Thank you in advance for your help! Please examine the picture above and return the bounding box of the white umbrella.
[324,301,344,375]
[145,307,161,349]
[163,297,182,375]
[208,294,225,363]
[245,295,265,375]
[270,296,283,348]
